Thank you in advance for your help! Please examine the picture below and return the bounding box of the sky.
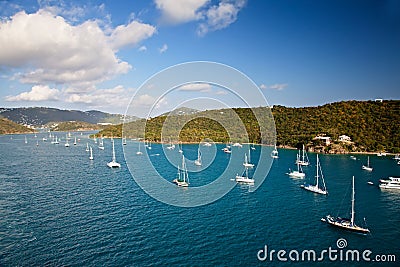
[0,0,399,117]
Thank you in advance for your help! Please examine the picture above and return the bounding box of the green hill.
[0,117,34,134]
[96,100,400,153]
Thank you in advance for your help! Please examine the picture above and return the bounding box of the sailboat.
[65,135,70,147]
[136,141,143,155]
[89,146,94,160]
[362,156,373,171]
[107,139,121,168]
[287,154,306,178]
[122,137,127,145]
[194,148,202,166]
[86,142,90,152]
[301,154,327,194]
[251,143,256,150]
[98,137,104,150]
[24,136,27,144]
[178,142,183,153]
[296,144,309,166]
[73,136,77,145]
[243,152,254,168]
[271,144,279,159]
[36,140,39,147]
[147,140,152,150]
[93,136,97,144]
[167,139,175,150]
[322,176,370,234]
[173,155,189,187]
[222,143,231,154]
[235,166,254,185]
[53,136,59,144]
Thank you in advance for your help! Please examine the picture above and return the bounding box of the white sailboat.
[194,148,202,166]
[362,156,373,171]
[322,176,370,234]
[36,140,39,146]
[94,136,97,144]
[89,146,94,160]
[53,136,59,144]
[65,135,70,147]
[301,154,327,194]
[107,139,121,168]
[136,141,143,155]
[271,144,279,159]
[251,143,256,150]
[296,144,309,166]
[98,137,104,150]
[178,142,183,154]
[288,154,306,178]
[86,142,90,152]
[235,167,254,185]
[122,137,127,145]
[243,152,254,168]
[73,136,77,145]
[24,136,27,144]
[173,155,189,187]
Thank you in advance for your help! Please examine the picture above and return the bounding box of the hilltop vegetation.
[0,107,138,126]
[0,117,34,134]
[97,100,400,153]
[45,121,103,132]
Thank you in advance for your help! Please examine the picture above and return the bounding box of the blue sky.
[0,0,399,116]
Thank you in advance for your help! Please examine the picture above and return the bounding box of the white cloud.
[159,44,168,53]
[197,0,246,36]
[110,21,156,50]
[138,45,147,52]
[0,9,155,88]
[155,0,209,24]
[270,83,288,90]
[178,83,211,92]
[65,85,133,109]
[5,85,60,101]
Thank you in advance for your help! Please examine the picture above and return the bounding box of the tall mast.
[316,154,319,188]
[112,140,116,162]
[302,144,305,162]
[351,176,355,226]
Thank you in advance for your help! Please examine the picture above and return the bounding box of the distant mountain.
[0,116,34,134]
[0,107,139,127]
[160,107,199,116]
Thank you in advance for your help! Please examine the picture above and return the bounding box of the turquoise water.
[0,133,399,266]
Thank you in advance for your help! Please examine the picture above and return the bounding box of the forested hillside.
[96,100,400,153]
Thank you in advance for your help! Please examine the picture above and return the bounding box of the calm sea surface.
[0,133,399,266]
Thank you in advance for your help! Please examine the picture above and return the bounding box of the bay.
[0,133,399,266]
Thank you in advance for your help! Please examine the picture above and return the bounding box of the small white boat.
[194,148,202,166]
[223,147,231,154]
[107,139,121,168]
[296,144,309,166]
[367,181,374,185]
[362,156,373,171]
[73,136,77,145]
[243,153,254,168]
[173,155,189,187]
[288,154,305,178]
[235,167,254,185]
[24,136,28,144]
[65,135,70,147]
[379,177,400,189]
[203,142,212,147]
[122,137,127,145]
[393,154,400,160]
[232,142,242,147]
[136,141,143,155]
[377,152,387,157]
[89,146,94,160]
[98,137,104,150]
[300,154,327,195]
[86,142,90,152]
[350,155,356,160]
[271,144,279,159]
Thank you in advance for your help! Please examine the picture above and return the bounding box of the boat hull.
[324,215,370,234]
[301,184,327,195]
